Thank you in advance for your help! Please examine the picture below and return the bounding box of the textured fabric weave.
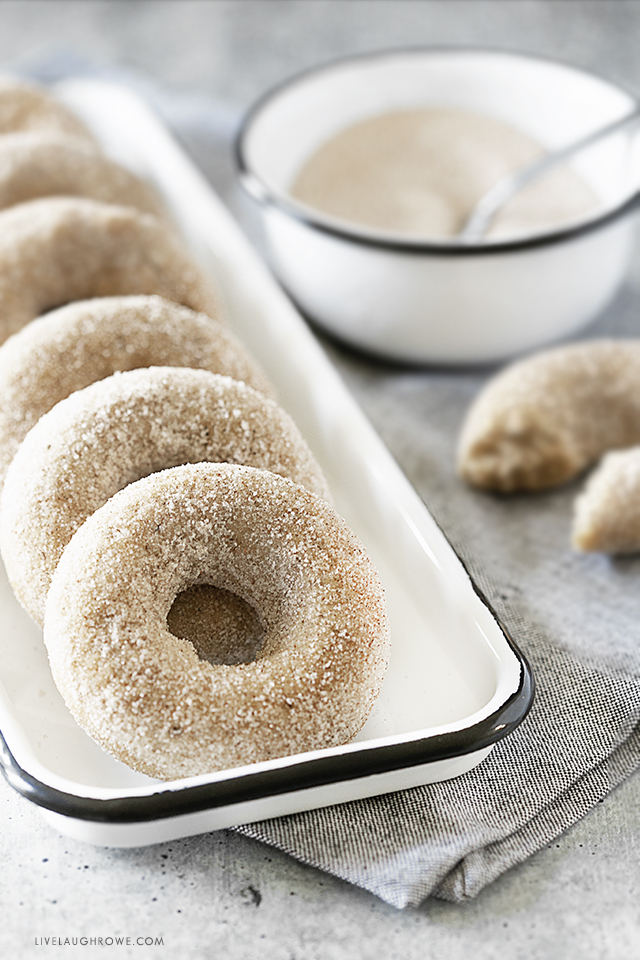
[219,155,640,907]
[238,582,640,907]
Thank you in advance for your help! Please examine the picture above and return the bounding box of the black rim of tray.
[0,581,534,826]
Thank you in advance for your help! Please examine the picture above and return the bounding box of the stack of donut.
[0,79,390,781]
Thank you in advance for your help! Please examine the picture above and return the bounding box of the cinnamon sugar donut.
[458,340,640,492]
[0,197,219,344]
[0,77,95,143]
[0,132,165,215]
[1,366,329,625]
[43,462,390,780]
[0,295,274,485]
[573,447,640,554]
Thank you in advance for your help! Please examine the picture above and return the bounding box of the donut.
[0,77,95,143]
[0,132,165,215]
[0,196,219,344]
[573,448,640,554]
[1,366,330,625]
[43,462,390,780]
[457,340,640,492]
[0,294,274,485]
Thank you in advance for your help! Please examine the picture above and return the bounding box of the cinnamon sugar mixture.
[291,107,598,239]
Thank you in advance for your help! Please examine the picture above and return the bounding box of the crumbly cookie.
[458,341,640,492]
[573,447,640,554]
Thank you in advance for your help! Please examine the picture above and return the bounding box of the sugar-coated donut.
[0,132,165,215]
[573,447,640,554]
[0,295,274,485]
[43,462,390,780]
[458,341,640,492]
[0,197,219,344]
[1,366,330,625]
[0,77,95,143]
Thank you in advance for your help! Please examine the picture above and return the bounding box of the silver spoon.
[458,105,640,243]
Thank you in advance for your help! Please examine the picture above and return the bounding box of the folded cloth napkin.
[24,57,640,909]
[239,536,640,907]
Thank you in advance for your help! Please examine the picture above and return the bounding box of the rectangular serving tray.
[0,79,533,847]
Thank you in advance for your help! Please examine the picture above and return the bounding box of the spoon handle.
[459,105,640,243]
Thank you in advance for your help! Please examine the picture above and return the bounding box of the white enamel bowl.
[237,49,640,365]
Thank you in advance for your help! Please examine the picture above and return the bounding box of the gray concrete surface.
[2,2,640,957]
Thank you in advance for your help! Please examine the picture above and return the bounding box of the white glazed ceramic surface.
[239,49,640,364]
[0,80,529,847]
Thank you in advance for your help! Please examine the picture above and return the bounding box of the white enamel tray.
[0,80,533,847]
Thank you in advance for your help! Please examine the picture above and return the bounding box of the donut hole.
[166,583,266,665]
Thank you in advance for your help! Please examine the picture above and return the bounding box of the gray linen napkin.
[24,57,640,909]
[238,537,640,907]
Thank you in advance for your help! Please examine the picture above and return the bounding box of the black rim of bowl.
[235,45,640,257]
